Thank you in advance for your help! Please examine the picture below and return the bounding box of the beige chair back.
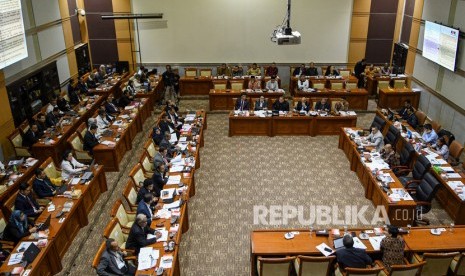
[8,130,31,157]
[185,68,197,77]
[103,218,128,249]
[43,160,60,179]
[331,82,343,90]
[394,79,405,88]
[230,80,244,90]
[431,121,441,133]
[449,141,464,163]
[345,266,383,275]
[415,110,427,126]
[122,180,139,211]
[129,163,146,187]
[0,210,7,236]
[421,252,459,276]
[19,121,30,136]
[450,253,465,275]
[68,133,92,161]
[378,80,390,89]
[296,255,335,276]
[258,256,295,276]
[77,122,87,140]
[331,98,343,111]
[312,83,325,89]
[199,69,212,77]
[389,261,425,276]
[144,140,157,159]
[339,69,351,77]
[91,241,107,270]
[110,199,135,229]
[140,153,154,173]
[213,80,228,90]
[346,82,357,90]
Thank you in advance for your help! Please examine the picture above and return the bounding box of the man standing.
[354,58,367,88]
[162,65,176,104]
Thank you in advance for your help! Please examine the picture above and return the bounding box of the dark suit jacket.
[57,98,71,111]
[325,69,340,76]
[2,222,31,244]
[295,101,310,112]
[14,193,40,218]
[235,99,250,111]
[126,224,157,255]
[32,177,56,198]
[136,201,153,226]
[335,247,372,270]
[117,95,131,108]
[315,101,331,111]
[306,67,319,76]
[254,100,268,111]
[37,122,47,134]
[293,67,306,76]
[407,113,418,129]
[45,112,59,127]
[83,131,99,154]
[159,120,175,135]
[87,78,97,89]
[68,90,80,105]
[151,171,167,196]
[22,129,40,148]
[272,101,290,111]
[105,102,119,115]
[96,250,130,276]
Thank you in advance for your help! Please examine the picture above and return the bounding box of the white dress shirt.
[266,81,279,91]
[297,80,309,90]
[61,157,85,179]
[96,115,110,130]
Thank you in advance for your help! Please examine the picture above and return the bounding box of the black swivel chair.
[405,172,440,225]
[395,155,431,188]
[392,142,416,172]
[370,115,387,133]
[384,125,400,148]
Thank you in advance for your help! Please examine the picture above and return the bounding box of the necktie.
[25,195,36,211]
[241,101,244,110]
[70,161,75,169]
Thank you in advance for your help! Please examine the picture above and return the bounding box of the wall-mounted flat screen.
[423,21,459,71]
[0,0,28,70]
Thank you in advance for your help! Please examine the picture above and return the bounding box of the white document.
[441,167,455,173]
[181,125,192,131]
[170,154,183,164]
[316,243,334,257]
[137,247,159,270]
[169,133,178,143]
[8,253,24,265]
[160,255,174,269]
[178,144,188,151]
[167,175,182,185]
[155,229,169,242]
[17,242,35,252]
[447,181,464,189]
[71,178,81,185]
[101,140,115,146]
[447,173,462,179]
[120,114,130,119]
[169,165,184,173]
[179,137,187,142]
[352,237,367,249]
[430,159,448,165]
[369,235,386,250]
[155,209,171,219]
[163,200,181,210]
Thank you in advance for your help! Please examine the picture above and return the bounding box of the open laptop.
[56,183,68,195]
[22,243,41,266]
[333,237,345,250]
[36,214,51,231]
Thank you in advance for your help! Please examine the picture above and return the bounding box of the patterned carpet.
[60,98,451,276]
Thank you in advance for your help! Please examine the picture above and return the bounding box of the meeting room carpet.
[60,99,452,276]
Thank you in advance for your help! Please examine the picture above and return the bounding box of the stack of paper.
[169,165,184,173]
[101,141,116,147]
[167,175,181,185]
[352,237,367,249]
[160,255,174,269]
[316,243,334,257]
[447,173,462,179]
[368,235,385,250]
[137,247,159,270]
[163,200,181,210]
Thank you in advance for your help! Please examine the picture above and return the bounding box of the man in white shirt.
[96,109,110,130]
[297,75,309,90]
[364,126,385,152]
[46,98,59,114]
[265,76,279,91]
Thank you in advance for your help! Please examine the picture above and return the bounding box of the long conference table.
[375,110,465,225]
[0,157,107,275]
[229,112,357,137]
[289,75,358,96]
[250,226,465,275]
[378,87,420,109]
[294,88,369,110]
[366,74,407,96]
[209,89,284,111]
[338,127,416,226]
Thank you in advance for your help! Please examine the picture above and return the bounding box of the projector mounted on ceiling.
[271,0,301,45]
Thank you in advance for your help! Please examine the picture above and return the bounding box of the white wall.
[412,0,465,143]
[131,0,352,63]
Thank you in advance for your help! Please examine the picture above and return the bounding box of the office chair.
[405,172,440,225]
[395,155,431,188]
[384,125,400,148]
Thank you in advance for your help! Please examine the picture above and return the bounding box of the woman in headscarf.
[3,210,37,244]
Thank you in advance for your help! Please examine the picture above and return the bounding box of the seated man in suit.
[265,62,278,77]
[159,131,177,157]
[217,63,231,76]
[57,94,72,112]
[293,63,307,76]
[32,168,57,198]
[137,193,155,226]
[235,93,250,111]
[96,109,111,130]
[265,76,279,91]
[87,73,98,89]
[335,235,372,273]
[76,78,89,95]
[306,62,319,76]
[67,79,81,105]
[15,183,45,219]
[231,65,243,77]
[154,146,171,172]
[97,238,136,276]
[297,75,309,91]
[22,123,42,148]
[272,96,290,112]
[164,100,179,113]
[46,98,59,114]
[405,107,418,129]
[36,113,48,134]
[398,100,412,120]
[159,114,177,136]
[83,124,100,155]
[314,98,331,112]
[254,96,268,111]
[126,214,161,255]
[294,97,310,113]
[167,107,183,131]
[45,107,62,128]
[364,126,385,152]
[104,95,120,116]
